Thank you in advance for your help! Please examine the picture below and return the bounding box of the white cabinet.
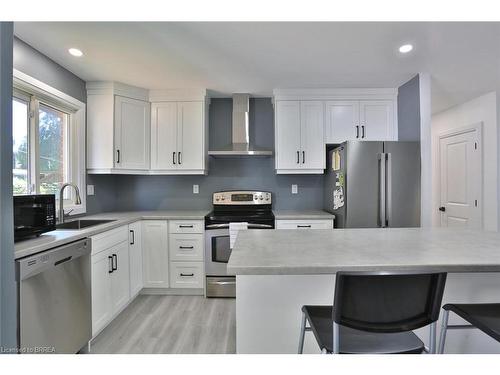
[90,225,131,337]
[275,219,334,229]
[275,100,325,174]
[325,100,396,143]
[359,100,395,141]
[142,220,169,288]
[169,262,204,289]
[128,221,143,297]
[114,96,151,170]
[151,101,206,174]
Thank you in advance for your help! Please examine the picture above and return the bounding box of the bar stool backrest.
[333,271,447,333]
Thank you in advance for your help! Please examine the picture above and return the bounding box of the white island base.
[236,273,500,354]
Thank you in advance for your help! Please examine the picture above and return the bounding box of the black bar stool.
[438,303,500,353]
[298,271,447,354]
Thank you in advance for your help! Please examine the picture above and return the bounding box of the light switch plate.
[193,184,199,194]
[291,184,298,194]
[87,185,95,196]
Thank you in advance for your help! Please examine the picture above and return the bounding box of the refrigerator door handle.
[386,153,392,227]
[379,153,386,227]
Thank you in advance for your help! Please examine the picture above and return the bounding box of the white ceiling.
[14,22,500,113]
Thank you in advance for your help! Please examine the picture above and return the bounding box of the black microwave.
[14,195,56,241]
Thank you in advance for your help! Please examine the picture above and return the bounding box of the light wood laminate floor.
[90,295,236,354]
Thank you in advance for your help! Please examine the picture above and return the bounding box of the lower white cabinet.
[169,234,203,261]
[91,227,130,337]
[142,220,169,288]
[169,262,204,289]
[128,221,143,296]
[275,219,334,230]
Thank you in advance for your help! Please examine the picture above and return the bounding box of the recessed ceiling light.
[68,48,83,57]
[399,44,413,54]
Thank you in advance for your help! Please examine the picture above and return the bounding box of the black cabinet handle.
[355,126,359,138]
[361,125,365,139]
[179,225,194,228]
[296,151,300,164]
[179,246,194,249]
[297,225,312,228]
[178,152,182,165]
[180,273,194,277]
[108,256,113,273]
[112,254,117,271]
[439,206,446,212]
[172,152,176,165]
[130,230,135,245]
[302,151,305,164]
[116,149,120,164]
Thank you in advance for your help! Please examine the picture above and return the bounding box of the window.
[13,70,86,217]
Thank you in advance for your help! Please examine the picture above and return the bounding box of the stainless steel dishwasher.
[17,238,91,354]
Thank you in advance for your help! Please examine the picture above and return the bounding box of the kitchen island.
[227,228,500,354]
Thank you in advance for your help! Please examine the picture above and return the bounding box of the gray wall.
[0,22,16,351]
[13,37,86,103]
[87,98,325,212]
[397,74,421,141]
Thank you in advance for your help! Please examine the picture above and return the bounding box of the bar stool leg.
[429,321,437,353]
[298,311,307,354]
[438,310,450,354]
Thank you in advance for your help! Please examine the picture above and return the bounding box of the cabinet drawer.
[168,220,204,234]
[169,262,204,289]
[275,220,334,230]
[169,234,203,261]
[91,225,129,255]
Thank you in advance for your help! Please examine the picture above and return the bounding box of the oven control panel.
[213,191,272,205]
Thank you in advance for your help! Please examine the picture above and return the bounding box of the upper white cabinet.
[275,100,325,174]
[151,98,207,174]
[87,83,208,175]
[274,89,398,174]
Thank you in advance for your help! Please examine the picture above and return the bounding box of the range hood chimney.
[208,94,273,157]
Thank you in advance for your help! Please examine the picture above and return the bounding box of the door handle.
[297,151,300,164]
[116,149,120,164]
[130,230,135,245]
[379,153,387,227]
[108,256,113,274]
[361,125,365,139]
[172,152,176,165]
[112,254,117,271]
[355,126,359,138]
[439,206,446,212]
[178,152,182,165]
[302,151,305,164]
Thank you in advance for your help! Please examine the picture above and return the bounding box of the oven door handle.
[205,223,273,229]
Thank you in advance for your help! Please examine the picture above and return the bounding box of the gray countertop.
[227,227,500,275]
[14,210,209,260]
[273,210,335,220]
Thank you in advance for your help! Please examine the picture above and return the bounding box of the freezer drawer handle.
[180,273,195,277]
[54,256,72,266]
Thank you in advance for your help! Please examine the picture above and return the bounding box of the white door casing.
[439,124,482,229]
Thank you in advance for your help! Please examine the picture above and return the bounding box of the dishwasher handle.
[17,238,91,281]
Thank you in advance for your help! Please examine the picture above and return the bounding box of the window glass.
[38,103,70,195]
[12,98,29,195]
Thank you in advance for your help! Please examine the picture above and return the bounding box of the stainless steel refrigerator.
[324,141,420,228]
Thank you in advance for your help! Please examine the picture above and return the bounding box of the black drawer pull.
[180,273,194,277]
[179,246,194,249]
[297,225,312,228]
[179,225,194,228]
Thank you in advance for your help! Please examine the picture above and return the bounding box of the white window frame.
[13,69,87,217]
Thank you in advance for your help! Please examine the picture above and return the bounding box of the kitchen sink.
[56,219,116,230]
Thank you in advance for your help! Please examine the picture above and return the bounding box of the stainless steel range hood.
[208,94,273,157]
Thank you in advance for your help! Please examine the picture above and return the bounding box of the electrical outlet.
[87,185,95,196]
[193,184,199,194]
[291,184,298,194]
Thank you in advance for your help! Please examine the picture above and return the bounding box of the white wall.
[431,91,498,231]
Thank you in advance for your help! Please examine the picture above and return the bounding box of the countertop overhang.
[227,228,500,275]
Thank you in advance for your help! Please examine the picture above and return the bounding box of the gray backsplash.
[87,98,326,213]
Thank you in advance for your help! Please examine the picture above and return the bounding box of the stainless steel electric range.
[204,190,274,298]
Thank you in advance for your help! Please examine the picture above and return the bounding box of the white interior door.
[439,127,481,228]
